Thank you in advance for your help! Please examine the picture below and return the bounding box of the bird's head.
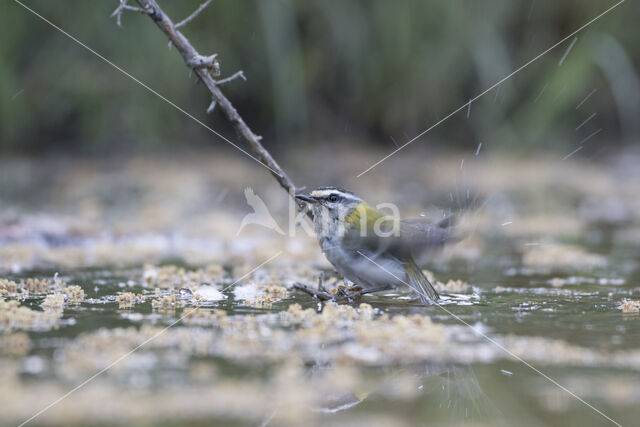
[296,187,364,237]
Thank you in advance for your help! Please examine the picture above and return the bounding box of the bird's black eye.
[328,194,339,203]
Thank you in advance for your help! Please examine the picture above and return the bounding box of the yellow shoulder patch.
[346,202,382,229]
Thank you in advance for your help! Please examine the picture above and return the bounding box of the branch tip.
[175,0,214,29]
[215,70,246,85]
[111,0,147,27]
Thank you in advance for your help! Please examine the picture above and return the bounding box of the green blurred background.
[1,0,638,157]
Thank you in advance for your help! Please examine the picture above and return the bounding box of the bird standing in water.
[296,187,454,304]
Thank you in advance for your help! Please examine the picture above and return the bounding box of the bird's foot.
[293,282,364,304]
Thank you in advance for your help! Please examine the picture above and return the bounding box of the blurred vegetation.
[1,0,638,156]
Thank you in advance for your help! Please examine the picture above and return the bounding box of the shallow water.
[1,153,640,426]
[3,250,639,426]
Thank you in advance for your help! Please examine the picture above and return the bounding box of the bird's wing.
[398,216,457,254]
[345,214,456,256]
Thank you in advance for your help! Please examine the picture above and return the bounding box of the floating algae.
[0,277,57,297]
[263,283,289,298]
[1,275,84,305]
[40,294,64,311]
[182,308,228,326]
[422,270,471,293]
[20,277,57,293]
[621,299,640,314]
[246,294,278,308]
[245,281,289,307]
[0,279,18,296]
[115,292,146,309]
[47,301,640,375]
[151,294,185,309]
[0,299,62,332]
[62,285,85,303]
[0,332,31,356]
[143,264,226,289]
[435,279,470,293]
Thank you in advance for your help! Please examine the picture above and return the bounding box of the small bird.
[296,187,455,304]
[237,187,284,236]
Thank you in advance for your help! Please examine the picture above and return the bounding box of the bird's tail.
[405,258,439,304]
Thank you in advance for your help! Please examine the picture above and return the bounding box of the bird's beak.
[295,194,318,204]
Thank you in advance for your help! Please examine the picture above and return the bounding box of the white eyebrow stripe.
[311,190,341,198]
[310,190,357,200]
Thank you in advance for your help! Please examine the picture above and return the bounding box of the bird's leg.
[317,272,327,293]
[348,291,362,305]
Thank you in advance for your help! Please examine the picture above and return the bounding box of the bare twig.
[175,0,213,29]
[111,0,147,27]
[293,283,334,301]
[206,99,217,114]
[115,0,310,217]
[216,70,246,85]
